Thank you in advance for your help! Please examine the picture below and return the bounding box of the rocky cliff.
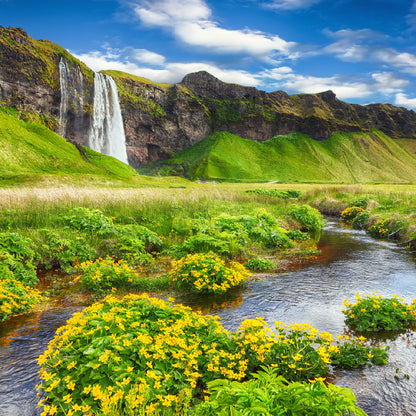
[2,26,416,168]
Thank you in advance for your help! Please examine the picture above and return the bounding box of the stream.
[1,219,416,415]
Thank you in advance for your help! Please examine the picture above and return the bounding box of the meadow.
[2,178,416,415]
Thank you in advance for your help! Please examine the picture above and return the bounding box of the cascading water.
[88,72,128,164]
[58,57,85,139]
[58,57,69,136]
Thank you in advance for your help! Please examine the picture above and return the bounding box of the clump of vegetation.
[195,368,368,416]
[170,252,250,293]
[0,268,42,322]
[246,188,302,199]
[368,218,393,239]
[343,293,416,332]
[287,204,326,232]
[349,196,370,209]
[74,256,142,295]
[341,206,367,222]
[37,294,384,416]
[0,232,38,286]
[351,211,371,230]
[329,335,389,368]
[244,257,275,271]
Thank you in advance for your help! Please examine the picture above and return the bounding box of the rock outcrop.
[2,26,416,168]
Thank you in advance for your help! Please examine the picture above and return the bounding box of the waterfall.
[88,72,128,164]
[58,57,85,139]
[58,57,69,136]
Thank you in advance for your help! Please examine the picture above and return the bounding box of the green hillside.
[0,107,137,183]
[139,130,416,183]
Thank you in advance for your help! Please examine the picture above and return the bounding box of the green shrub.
[114,224,163,252]
[246,188,302,199]
[0,270,42,322]
[330,335,389,368]
[351,211,371,230]
[37,229,96,269]
[343,293,416,332]
[245,257,275,271]
[63,207,114,234]
[287,205,325,232]
[75,256,141,294]
[180,232,241,257]
[368,218,391,239]
[170,252,250,294]
[349,196,370,209]
[194,368,367,416]
[341,206,366,222]
[286,229,309,240]
[0,232,37,286]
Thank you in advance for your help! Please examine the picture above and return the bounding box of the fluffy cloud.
[264,0,321,10]
[131,0,296,58]
[261,68,408,100]
[73,49,260,86]
[395,93,416,110]
[126,48,166,66]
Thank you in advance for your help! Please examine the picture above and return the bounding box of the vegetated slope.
[139,130,416,183]
[0,107,137,180]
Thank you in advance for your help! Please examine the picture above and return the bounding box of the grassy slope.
[139,130,416,183]
[0,108,137,181]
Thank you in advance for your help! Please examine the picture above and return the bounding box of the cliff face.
[2,26,416,169]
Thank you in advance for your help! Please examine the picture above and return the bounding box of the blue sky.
[3,0,416,108]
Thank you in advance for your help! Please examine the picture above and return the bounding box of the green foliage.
[38,295,381,416]
[63,207,115,233]
[349,196,370,209]
[351,211,371,230]
[368,218,392,239]
[180,232,240,257]
[0,272,42,322]
[114,224,163,253]
[246,188,302,199]
[37,229,96,269]
[0,232,37,286]
[244,257,275,271]
[286,229,309,240]
[194,367,368,416]
[75,256,142,294]
[330,335,389,368]
[170,252,250,293]
[287,204,326,232]
[341,206,366,222]
[343,293,416,332]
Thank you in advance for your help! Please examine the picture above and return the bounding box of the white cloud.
[395,93,416,110]
[261,68,408,100]
[131,0,296,58]
[324,28,416,76]
[264,0,321,10]
[127,48,166,65]
[73,49,260,86]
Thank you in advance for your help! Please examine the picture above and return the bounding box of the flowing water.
[1,219,416,415]
[88,72,128,164]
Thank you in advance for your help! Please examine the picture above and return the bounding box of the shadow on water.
[1,219,416,415]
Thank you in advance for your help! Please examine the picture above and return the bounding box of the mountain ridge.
[2,26,416,169]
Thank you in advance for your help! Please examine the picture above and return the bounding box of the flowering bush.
[329,335,388,368]
[341,206,366,222]
[368,219,391,239]
[75,256,141,294]
[0,271,42,322]
[37,294,387,416]
[343,293,416,332]
[287,204,326,232]
[169,252,250,294]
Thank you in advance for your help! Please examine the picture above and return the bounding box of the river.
[1,219,416,415]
